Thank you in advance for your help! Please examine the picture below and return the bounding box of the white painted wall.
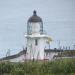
[45,52,58,60]
[27,37,47,60]
[9,55,25,62]
[9,52,58,62]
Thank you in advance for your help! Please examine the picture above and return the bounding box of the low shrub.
[0,58,75,75]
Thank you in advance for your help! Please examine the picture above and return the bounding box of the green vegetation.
[57,50,75,57]
[0,58,75,75]
[62,50,75,56]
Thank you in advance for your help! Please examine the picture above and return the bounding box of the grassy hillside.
[0,58,75,75]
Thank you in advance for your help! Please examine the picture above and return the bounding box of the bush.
[0,62,13,74]
[0,58,75,75]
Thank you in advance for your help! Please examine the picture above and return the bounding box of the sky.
[0,0,75,58]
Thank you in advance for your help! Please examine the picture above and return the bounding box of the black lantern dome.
[28,10,42,22]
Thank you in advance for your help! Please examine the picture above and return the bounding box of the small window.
[35,39,38,45]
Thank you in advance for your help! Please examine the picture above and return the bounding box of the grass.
[0,58,75,75]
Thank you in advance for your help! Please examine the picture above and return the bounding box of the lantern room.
[27,10,43,35]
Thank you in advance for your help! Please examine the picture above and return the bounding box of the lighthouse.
[25,10,51,60]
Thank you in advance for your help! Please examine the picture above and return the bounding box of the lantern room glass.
[27,21,43,35]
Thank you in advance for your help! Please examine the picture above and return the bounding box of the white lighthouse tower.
[25,10,50,60]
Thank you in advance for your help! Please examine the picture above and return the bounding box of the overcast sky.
[0,0,75,58]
